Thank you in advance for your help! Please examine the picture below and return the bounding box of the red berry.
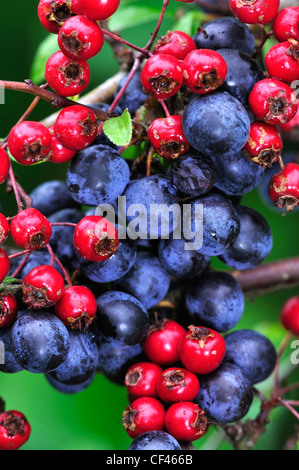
[153,30,196,61]
[165,402,207,442]
[140,53,184,100]
[79,0,120,21]
[157,367,200,403]
[58,15,104,61]
[73,215,119,262]
[0,149,10,184]
[229,0,280,25]
[268,162,299,213]
[125,362,163,400]
[281,296,299,336]
[71,0,83,14]
[0,294,18,328]
[0,248,10,283]
[148,115,190,159]
[45,51,90,97]
[182,49,227,95]
[265,40,299,84]
[178,325,226,375]
[38,0,76,34]
[47,126,76,164]
[54,285,97,329]
[54,105,98,151]
[248,78,298,126]
[0,411,31,450]
[0,214,9,246]
[122,397,165,439]
[273,7,299,42]
[243,121,283,168]
[8,121,52,165]
[10,208,52,250]
[143,319,186,366]
[22,265,65,309]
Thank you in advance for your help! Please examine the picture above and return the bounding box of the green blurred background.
[0,0,299,450]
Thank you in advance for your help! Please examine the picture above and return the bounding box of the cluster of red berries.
[121,320,226,444]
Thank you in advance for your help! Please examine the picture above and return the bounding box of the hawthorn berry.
[54,285,97,329]
[142,319,186,366]
[273,6,299,42]
[47,126,76,164]
[58,15,104,61]
[10,208,52,250]
[140,53,183,100]
[122,397,165,439]
[22,265,65,309]
[182,49,227,95]
[148,115,190,159]
[153,30,196,61]
[0,411,31,451]
[243,121,283,168]
[54,105,98,151]
[0,294,18,328]
[165,402,207,442]
[265,40,299,84]
[8,121,52,165]
[0,149,10,184]
[0,248,10,283]
[178,325,226,375]
[125,362,163,400]
[157,367,200,403]
[281,296,299,336]
[229,0,280,25]
[248,78,298,126]
[268,162,299,213]
[79,0,120,21]
[37,0,76,34]
[0,214,9,245]
[73,215,119,262]
[45,51,90,97]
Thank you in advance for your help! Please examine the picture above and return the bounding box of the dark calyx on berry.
[186,325,215,347]
[125,368,142,387]
[79,116,98,136]
[0,412,26,437]
[286,40,299,62]
[59,63,85,85]
[122,408,138,431]
[23,284,50,309]
[49,2,73,24]
[159,140,189,159]
[149,75,179,96]
[25,140,47,162]
[198,69,222,91]
[61,31,82,54]
[193,409,208,435]
[266,94,288,123]
[95,236,118,257]
[67,311,94,331]
[30,232,47,247]
[164,369,186,389]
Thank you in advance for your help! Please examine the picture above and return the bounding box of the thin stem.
[146,146,155,177]
[278,398,299,420]
[8,167,23,212]
[16,182,32,209]
[11,251,31,279]
[50,222,77,228]
[9,249,31,260]
[46,244,56,267]
[145,0,171,51]
[279,382,299,397]
[102,29,151,57]
[278,155,285,170]
[54,255,72,287]
[159,99,171,117]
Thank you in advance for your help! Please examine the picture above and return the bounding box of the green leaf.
[109,6,174,31]
[102,108,132,147]
[172,9,207,36]
[30,34,58,84]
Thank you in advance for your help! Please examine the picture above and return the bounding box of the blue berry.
[196,363,253,423]
[129,431,182,451]
[182,92,250,158]
[115,70,148,117]
[95,291,149,346]
[211,150,264,196]
[10,312,70,373]
[224,330,277,385]
[66,144,130,206]
[219,205,273,270]
[193,17,255,56]
[0,326,23,373]
[114,252,171,309]
[47,330,98,385]
[170,152,215,197]
[216,49,264,106]
[185,271,244,332]
[158,238,210,280]
[30,180,79,217]
[45,372,95,394]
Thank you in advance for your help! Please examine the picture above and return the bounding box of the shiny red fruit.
[140,54,184,100]
[0,294,18,328]
[243,121,283,168]
[143,319,186,366]
[178,325,226,375]
[122,397,165,439]
[229,0,280,25]
[0,411,31,450]
[153,30,196,61]
[0,214,9,245]
[22,265,65,309]
[54,105,98,151]
[38,0,76,34]
[281,296,299,336]
[47,126,76,164]
[79,0,120,21]
[182,49,227,95]
[273,7,299,42]
[157,367,200,403]
[248,78,298,126]
[148,115,190,159]
[269,162,299,213]
[8,121,52,165]
[165,402,207,442]
[265,40,299,84]
[125,362,163,400]
[0,248,10,283]
[54,285,97,329]
[0,149,10,184]
[10,208,52,250]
